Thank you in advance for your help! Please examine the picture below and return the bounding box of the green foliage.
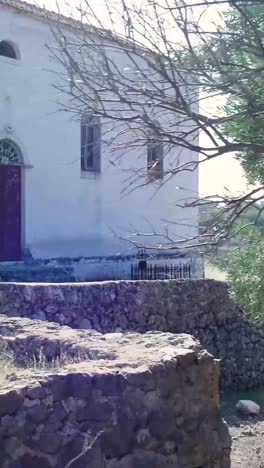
[222,227,264,321]
[239,205,264,229]
[202,5,264,320]
[221,4,264,185]
[199,203,264,235]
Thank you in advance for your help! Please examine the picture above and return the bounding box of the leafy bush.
[222,228,264,322]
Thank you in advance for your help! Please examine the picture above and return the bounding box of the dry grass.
[0,341,97,386]
[0,343,17,384]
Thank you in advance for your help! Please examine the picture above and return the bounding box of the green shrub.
[223,228,264,321]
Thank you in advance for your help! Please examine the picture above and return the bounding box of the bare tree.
[46,0,264,251]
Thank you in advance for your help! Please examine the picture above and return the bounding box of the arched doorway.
[0,139,22,261]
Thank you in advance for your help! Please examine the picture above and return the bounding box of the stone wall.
[0,316,230,468]
[0,279,262,390]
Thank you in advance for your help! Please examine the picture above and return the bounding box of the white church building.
[0,0,202,281]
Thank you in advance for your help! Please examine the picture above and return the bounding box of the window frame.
[0,139,23,165]
[81,114,101,173]
[0,40,18,60]
[147,139,164,180]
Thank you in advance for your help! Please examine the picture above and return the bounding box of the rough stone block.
[0,316,231,467]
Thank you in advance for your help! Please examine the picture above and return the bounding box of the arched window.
[0,139,23,165]
[0,41,17,59]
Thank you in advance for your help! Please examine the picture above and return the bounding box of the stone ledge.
[0,315,204,381]
[0,315,231,468]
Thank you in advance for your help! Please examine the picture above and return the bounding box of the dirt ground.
[225,411,264,467]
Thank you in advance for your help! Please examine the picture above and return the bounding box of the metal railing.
[131,263,191,281]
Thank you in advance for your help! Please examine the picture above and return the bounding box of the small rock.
[32,310,46,321]
[136,428,151,447]
[25,384,45,400]
[163,440,177,455]
[79,318,92,329]
[242,427,254,436]
[4,436,24,458]
[6,373,18,382]
[0,390,23,418]
[24,398,40,408]
[236,400,261,416]
[58,313,66,324]
[45,304,59,315]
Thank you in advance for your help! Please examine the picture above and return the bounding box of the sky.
[36,0,247,197]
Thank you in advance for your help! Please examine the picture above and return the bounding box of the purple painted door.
[0,165,22,261]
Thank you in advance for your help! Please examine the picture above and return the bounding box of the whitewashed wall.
[0,5,199,262]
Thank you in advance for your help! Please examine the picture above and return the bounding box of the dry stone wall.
[0,279,262,389]
[0,316,231,468]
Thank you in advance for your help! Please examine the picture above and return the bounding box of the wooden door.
[0,165,22,261]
